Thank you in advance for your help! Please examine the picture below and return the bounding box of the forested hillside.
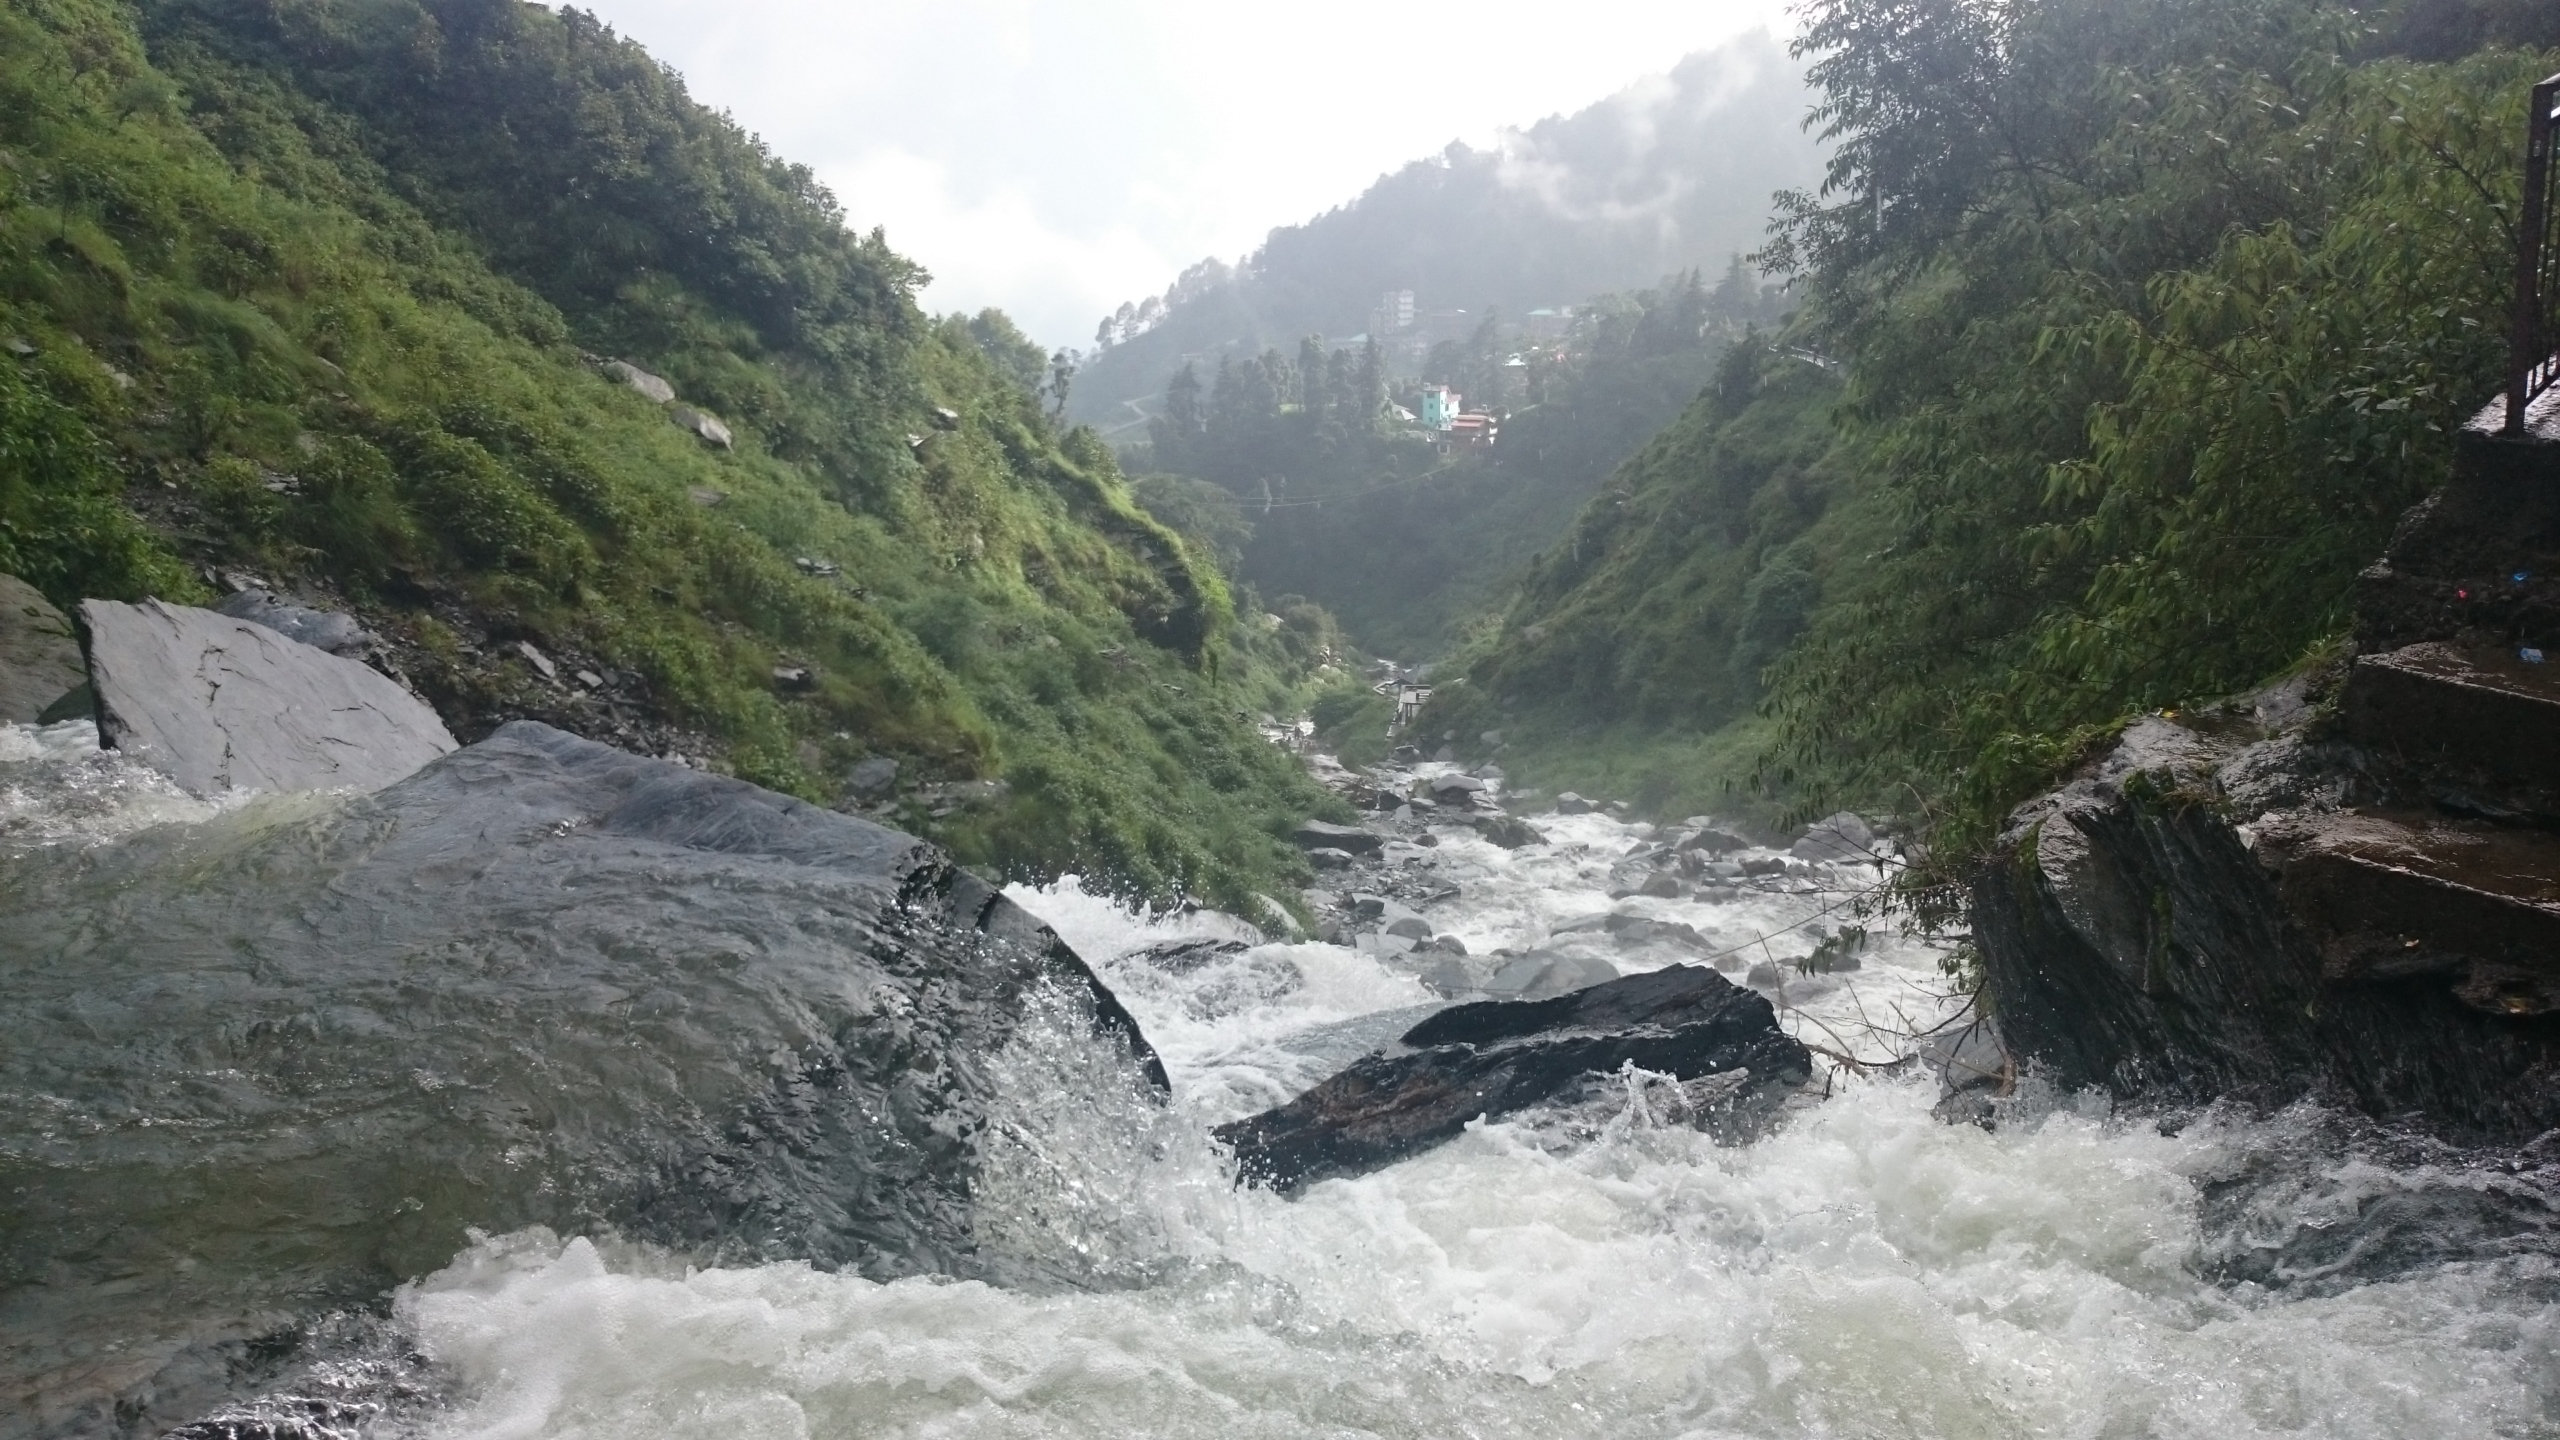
[1426,0,2560,892]
[1127,267,1783,657]
[1067,30,1823,429]
[0,0,1342,911]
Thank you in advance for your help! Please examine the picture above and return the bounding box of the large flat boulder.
[0,574,84,724]
[0,721,1161,1439]
[1214,964,1810,1192]
[80,598,457,796]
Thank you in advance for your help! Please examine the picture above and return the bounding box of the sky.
[575,0,1803,351]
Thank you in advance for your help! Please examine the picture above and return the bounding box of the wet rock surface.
[0,574,84,724]
[0,721,1158,1440]
[1214,964,1813,1192]
[81,598,458,796]
[1976,424,2560,1140]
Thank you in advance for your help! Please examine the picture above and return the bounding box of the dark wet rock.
[1606,915,1711,951]
[1554,792,1596,815]
[1384,915,1433,941]
[1128,937,1252,973]
[1744,960,1784,988]
[1295,819,1384,855]
[1306,846,1356,870]
[214,590,372,658]
[0,722,1161,1438]
[1741,857,1789,877]
[1215,965,1812,1192]
[0,574,85,724]
[81,598,457,797]
[1678,827,1749,855]
[1974,706,2560,1139]
[1470,812,1545,849]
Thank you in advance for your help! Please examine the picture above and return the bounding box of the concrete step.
[2256,808,2560,1015]
[2342,641,2560,804]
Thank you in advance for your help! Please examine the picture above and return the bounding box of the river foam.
[386,794,2560,1439]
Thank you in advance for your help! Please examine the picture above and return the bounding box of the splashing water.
[12,726,2555,1437]
[385,783,2560,1438]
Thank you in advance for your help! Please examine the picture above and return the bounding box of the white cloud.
[578,0,1803,347]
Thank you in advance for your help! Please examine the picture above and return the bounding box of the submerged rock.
[82,598,457,796]
[0,573,84,724]
[1214,964,1810,1192]
[0,722,1160,1438]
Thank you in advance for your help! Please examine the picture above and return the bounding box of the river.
[7,724,2558,1437]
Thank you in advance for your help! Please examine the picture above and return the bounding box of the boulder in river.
[0,721,1162,1438]
[1294,819,1384,854]
[1791,811,1880,863]
[81,598,458,796]
[0,573,84,723]
[1214,964,1811,1192]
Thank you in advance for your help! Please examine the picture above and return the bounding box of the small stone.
[670,404,734,449]
[772,665,816,691]
[602,359,676,404]
[687,486,727,507]
[2,336,33,357]
[514,641,558,680]
[575,670,605,689]
[845,756,900,798]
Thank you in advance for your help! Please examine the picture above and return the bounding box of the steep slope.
[1068,31,1823,429]
[1422,339,1870,820]
[0,0,1338,910]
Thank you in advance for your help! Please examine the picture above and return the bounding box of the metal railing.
[2506,72,2560,435]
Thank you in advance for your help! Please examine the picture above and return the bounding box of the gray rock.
[1927,1016,2012,1125]
[1554,792,1595,815]
[1745,961,1784,988]
[1636,872,1685,899]
[81,599,458,797]
[514,639,559,680]
[0,721,1162,1438]
[1792,811,1880,863]
[845,756,900,798]
[1470,812,1546,848]
[1306,846,1356,870]
[36,683,93,726]
[602,359,677,404]
[0,574,86,724]
[1678,827,1749,855]
[1485,950,1619,1000]
[1383,915,1433,941]
[210,590,375,658]
[671,403,735,449]
[1295,819,1384,854]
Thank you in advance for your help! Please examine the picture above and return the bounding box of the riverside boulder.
[0,721,1162,1439]
[1215,964,1810,1191]
[80,598,457,796]
[0,575,84,724]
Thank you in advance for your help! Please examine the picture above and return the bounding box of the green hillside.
[0,0,1341,912]
[1427,0,2560,901]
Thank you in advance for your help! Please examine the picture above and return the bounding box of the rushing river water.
[8,723,2560,1438]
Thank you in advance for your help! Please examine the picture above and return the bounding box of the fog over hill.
[1068,29,1824,428]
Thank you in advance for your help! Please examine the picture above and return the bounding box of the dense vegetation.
[1427,0,2560,902]
[1068,32,1824,429]
[0,0,1343,912]
[1127,268,1785,658]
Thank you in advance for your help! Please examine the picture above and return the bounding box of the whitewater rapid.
[392,796,2557,1438]
[8,725,2557,1437]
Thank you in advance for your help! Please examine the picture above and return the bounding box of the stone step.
[2256,808,2560,1015]
[2341,641,2560,803]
